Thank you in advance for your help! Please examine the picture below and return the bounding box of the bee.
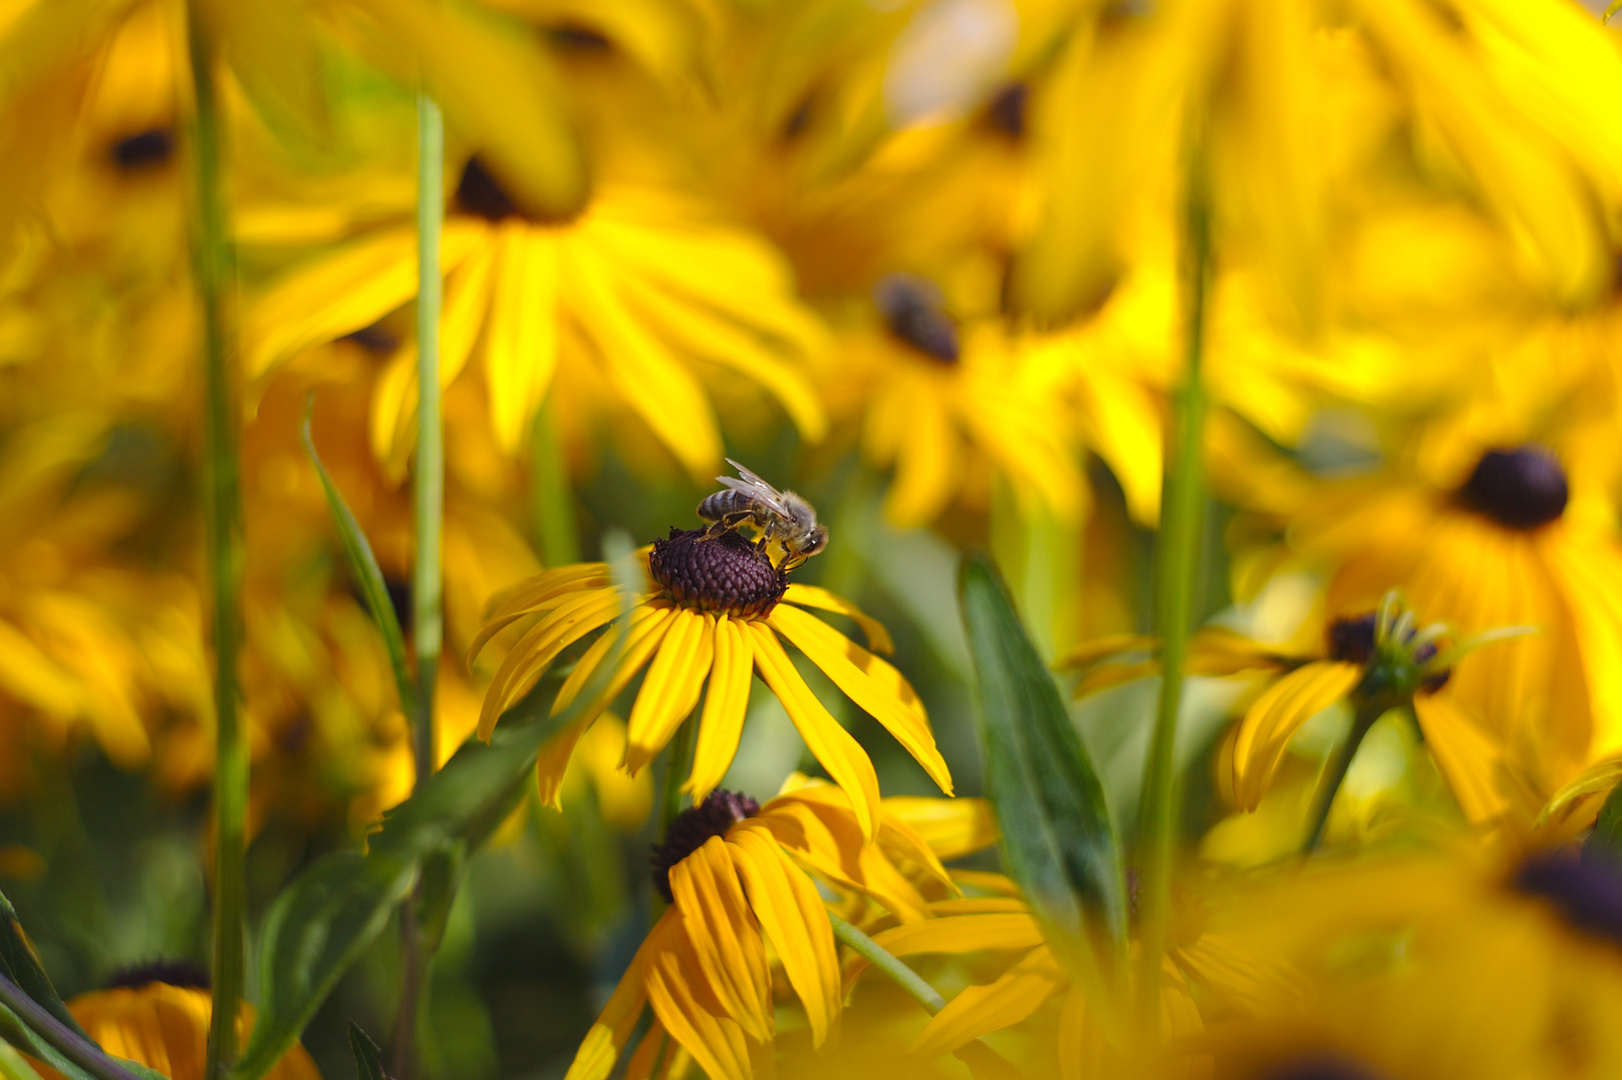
[697,459,829,571]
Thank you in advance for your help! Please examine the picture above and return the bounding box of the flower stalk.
[1134,143,1212,1032]
[827,912,945,1014]
[186,7,246,1080]
[1301,700,1385,854]
[392,90,446,1080]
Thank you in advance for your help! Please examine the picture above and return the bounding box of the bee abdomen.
[697,490,754,522]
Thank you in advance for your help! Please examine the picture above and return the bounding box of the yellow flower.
[1015,0,1622,324]
[244,168,827,479]
[473,524,950,839]
[36,968,319,1080]
[566,783,968,1080]
[1293,443,1622,808]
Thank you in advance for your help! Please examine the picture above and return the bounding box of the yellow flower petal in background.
[1232,660,1362,810]
[907,945,1066,1064]
[483,224,560,452]
[879,796,999,862]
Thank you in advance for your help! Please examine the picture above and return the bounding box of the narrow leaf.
[958,554,1126,964]
[302,397,415,713]
[0,888,85,1039]
[348,1021,389,1080]
[1583,778,1622,866]
[0,973,166,1080]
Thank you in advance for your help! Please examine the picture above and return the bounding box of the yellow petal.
[746,623,880,841]
[642,924,754,1080]
[769,604,950,793]
[908,947,1066,1062]
[845,914,1045,995]
[1232,661,1362,811]
[536,716,594,811]
[469,564,613,663]
[484,227,560,453]
[551,604,678,721]
[781,585,894,654]
[476,587,623,739]
[685,615,755,801]
[625,611,715,775]
[1413,692,1511,827]
[727,824,842,1047]
[879,797,998,862]
[668,837,773,1042]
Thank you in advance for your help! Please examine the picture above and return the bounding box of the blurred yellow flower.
[473,525,950,840]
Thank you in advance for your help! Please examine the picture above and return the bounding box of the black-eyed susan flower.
[1293,443,1622,810]
[565,784,967,1080]
[243,160,827,480]
[472,510,950,840]
[35,964,319,1080]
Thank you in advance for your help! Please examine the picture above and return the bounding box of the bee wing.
[719,460,790,514]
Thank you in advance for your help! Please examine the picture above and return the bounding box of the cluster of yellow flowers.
[9,0,1622,1078]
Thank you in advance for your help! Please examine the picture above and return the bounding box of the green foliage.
[347,1022,389,1080]
[1583,780,1622,866]
[301,398,415,713]
[0,888,84,1039]
[958,554,1127,967]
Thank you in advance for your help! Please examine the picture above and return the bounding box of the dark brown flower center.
[1325,613,1379,666]
[1513,849,1622,948]
[985,83,1027,139]
[651,790,760,903]
[1259,1055,1390,1080]
[455,155,529,224]
[649,527,787,618]
[875,274,960,363]
[110,128,174,172]
[105,959,211,991]
[1456,445,1568,531]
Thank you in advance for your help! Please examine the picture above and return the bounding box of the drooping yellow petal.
[727,824,842,1048]
[758,789,929,920]
[484,227,560,453]
[685,615,755,801]
[1232,661,1362,810]
[768,603,950,794]
[470,564,614,662]
[1539,752,1622,842]
[880,797,999,862]
[625,611,716,776]
[1413,691,1513,828]
[551,604,679,721]
[875,815,959,897]
[642,925,754,1080]
[907,947,1067,1063]
[844,915,1045,995]
[476,587,622,739]
[746,622,880,840]
[781,585,894,654]
[535,717,594,811]
[668,837,773,1043]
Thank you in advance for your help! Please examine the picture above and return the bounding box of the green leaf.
[0,974,166,1080]
[348,1021,389,1080]
[958,554,1127,965]
[0,888,85,1039]
[302,397,415,713]
[1583,778,1622,866]
[235,711,565,1080]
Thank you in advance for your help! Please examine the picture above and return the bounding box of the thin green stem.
[1302,700,1385,855]
[186,8,245,1080]
[659,716,698,839]
[392,90,445,1080]
[827,912,944,1014]
[412,91,445,788]
[1133,151,1211,1033]
[530,402,580,567]
[0,972,145,1080]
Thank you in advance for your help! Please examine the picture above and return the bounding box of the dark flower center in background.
[986,83,1028,139]
[105,959,211,992]
[650,790,760,903]
[1326,613,1379,666]
[456,155,526,223]
[1457,445,1568,531]
[110,128,174,172]
[1260,1054,1390,1080]
[650,527,787,619]
[1513,849,1622,948]
[875,274,960,363]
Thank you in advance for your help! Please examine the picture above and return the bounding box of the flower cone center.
[1457,446,1568,530]
[650,527,787,618]
[1513,850,1622,948]
[651,790,760,903]
[876,273,960,363]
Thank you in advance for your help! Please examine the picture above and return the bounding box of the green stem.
[1302,699,1384,855]
[1133,151,1211,1032]
[0,972,145,1080]
[530,401,579,567]
[393,90,445,1080]
[659,716,698,838]
[187,9,245,1080]
[827,912,944,1014]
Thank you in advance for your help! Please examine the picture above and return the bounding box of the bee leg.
[705,511,754,539]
